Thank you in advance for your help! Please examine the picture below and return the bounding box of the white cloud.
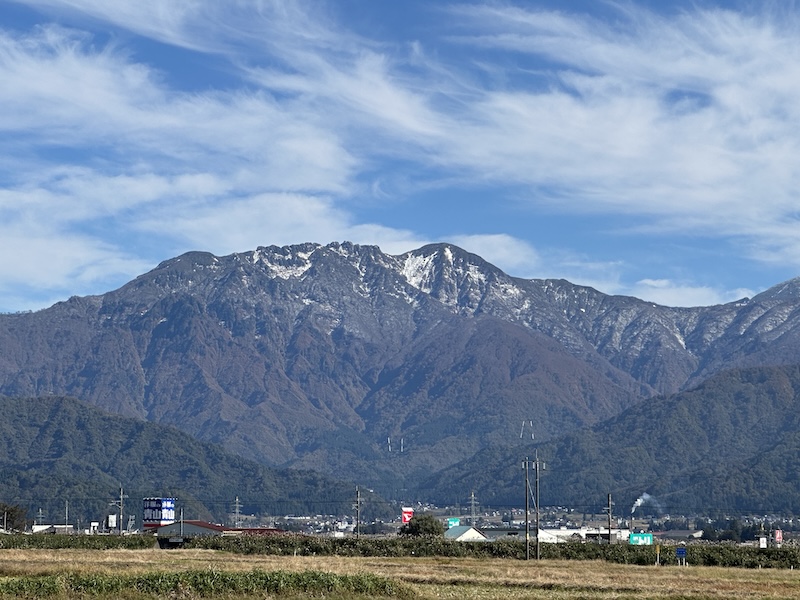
[0,24,358,195]
[139,193,352,253]
[0,230,150,310]
[13,2,800,219]
[447,233,540,277]
[135,191,430,259]
[437,4,800,242]
[629,278,754,307]
[345,223,429,257]
[14,0,215,51]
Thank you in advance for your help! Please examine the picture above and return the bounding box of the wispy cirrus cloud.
[12,0,216,51]
[439,4,800,233]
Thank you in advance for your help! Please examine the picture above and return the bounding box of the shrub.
[0,533,154,550]
[0,570,412,598]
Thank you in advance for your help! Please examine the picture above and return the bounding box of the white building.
[444,525,489,542]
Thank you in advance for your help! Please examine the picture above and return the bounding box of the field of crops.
[1,547,800,599]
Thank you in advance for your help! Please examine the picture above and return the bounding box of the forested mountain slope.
[419,365,800,513]
[0,395,384,524]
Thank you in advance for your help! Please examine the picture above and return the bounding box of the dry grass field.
[1,548,800,599]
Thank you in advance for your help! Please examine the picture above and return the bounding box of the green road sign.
[629,533,654,545]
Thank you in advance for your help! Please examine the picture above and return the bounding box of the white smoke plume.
[631,492,663,515]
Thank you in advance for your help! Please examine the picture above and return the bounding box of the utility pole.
[523,457,530,560]
[535,450,541,561]
[523,452,544,560]
[355,486,361,539]
[109,486,128,535]
[120,487,126,534]
[606,493,613,544]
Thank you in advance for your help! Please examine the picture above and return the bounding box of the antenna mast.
[233,496,242,528]
[469,491,478,526]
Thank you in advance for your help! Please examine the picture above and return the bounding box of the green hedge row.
[4,533,800,570]
[0,569,410,598]
[189,535,800,568]
[186,535,527,559]
[0,534,155,550]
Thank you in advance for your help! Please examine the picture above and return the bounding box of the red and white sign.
[775,529,783,545]
[401,507,414,523]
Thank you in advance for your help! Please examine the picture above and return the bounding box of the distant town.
[15,495,795,550]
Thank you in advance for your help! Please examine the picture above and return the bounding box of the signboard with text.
[143,497,176,529]
[401,507,414,523]
[629,533,654,545]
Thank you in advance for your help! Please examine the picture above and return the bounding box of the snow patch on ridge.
[402,253,437,293]
[674,331,686,349]
[467,264,486,284]
[254,247,315,280]
[270,261,312,280]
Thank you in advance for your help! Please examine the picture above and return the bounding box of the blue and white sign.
[143,497,176,528]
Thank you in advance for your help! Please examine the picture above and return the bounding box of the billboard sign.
[401,507,414,523]
[447,517,461,529]
[143,497,176,529]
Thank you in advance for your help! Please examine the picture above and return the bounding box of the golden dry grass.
[1,549,799,599]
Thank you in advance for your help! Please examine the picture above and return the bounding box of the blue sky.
[2,0,800,312]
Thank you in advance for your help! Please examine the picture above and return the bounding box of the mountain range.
[3,242,800,512]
